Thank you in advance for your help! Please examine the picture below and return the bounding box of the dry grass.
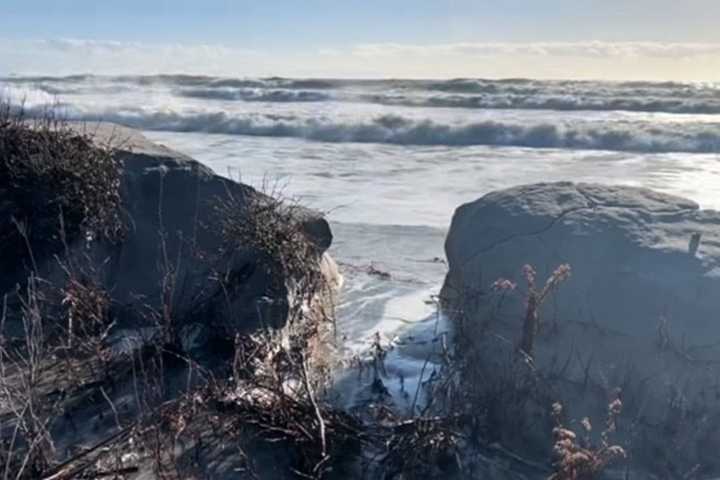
[213,177,336,379]
[0,280,60,480]
[215,178,324,296]
[0,108,122,480]
[376,414,463,479]
[0,102,123,292]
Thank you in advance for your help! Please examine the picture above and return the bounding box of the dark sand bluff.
[442,181,720,476]
[0,121,346,479]
[2,122,338,339]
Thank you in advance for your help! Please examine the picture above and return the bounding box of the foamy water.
[3,74,720,410]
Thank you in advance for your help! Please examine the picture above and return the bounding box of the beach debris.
[367,263,392,279]
[689,231,702,256]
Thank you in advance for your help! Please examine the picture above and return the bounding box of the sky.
[3,0,720,80]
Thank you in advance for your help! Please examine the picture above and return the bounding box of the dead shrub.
[518,264,571,357]
[213,178,335,384]
[0,102,123,291]
[378,415,463,479]
[214,179,325,311]
[548,399,626,480]
[0,279,63,479]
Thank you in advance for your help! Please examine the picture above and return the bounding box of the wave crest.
[179,87,332,103]
[7,75,720,115]
[54,107,720,154]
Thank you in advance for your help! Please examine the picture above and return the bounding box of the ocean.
[3,74,720,409]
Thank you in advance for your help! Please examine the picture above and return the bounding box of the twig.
[300,354,327,460]
[41,425,133,480]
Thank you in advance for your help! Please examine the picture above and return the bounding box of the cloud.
[329,41,720,80]
[34,38,259,58]
[0,38,262,76]
[39,38,145,53]
[350,41,720,59]
[4,38,720,80]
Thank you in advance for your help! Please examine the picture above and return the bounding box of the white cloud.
[350,41,720,59]
[40,38,145,53]
[38,38,258,59]
[0,38,262,76]
[332,41,720,80]
[4,38,720,80]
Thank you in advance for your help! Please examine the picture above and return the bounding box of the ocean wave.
[365,93,720,114]
[8,75,720,114]
[167,76,341,90]
[55,107,720,153]
[421,78,720,97]
[6,74,719,94]
[176,84,720,114]
[2,75,95,84]
[179,87,333,102]
[0,84,56,107]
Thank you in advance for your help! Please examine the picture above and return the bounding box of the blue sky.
[3,1,720,79]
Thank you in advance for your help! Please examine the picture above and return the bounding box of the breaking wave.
[5,75,344,90]
[178,87,333,103]
[0,84,56,107]
[179,86,720,114]
[365,93,720,115]
[7,75,720,115]
[56,108,720,153]
[6,75,720,153]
